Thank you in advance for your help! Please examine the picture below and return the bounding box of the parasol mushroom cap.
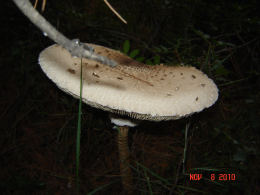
[38,43,218,121]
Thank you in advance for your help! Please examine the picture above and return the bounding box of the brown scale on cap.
[67,68,76,74]
[92,72,100,78]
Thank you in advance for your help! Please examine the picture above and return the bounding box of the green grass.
[76,58,83,193]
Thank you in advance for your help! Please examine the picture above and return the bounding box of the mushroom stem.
[110,115,138,194]
[117,126,133,194]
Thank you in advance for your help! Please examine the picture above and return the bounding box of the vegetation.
[0,0,259,194]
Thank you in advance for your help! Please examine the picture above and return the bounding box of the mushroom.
[38,43,218,193]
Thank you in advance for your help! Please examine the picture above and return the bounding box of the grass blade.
[76,58,83,192]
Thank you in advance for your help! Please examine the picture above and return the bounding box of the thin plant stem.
[104,0,127,24]
[182,122,190,174]
[144,169,153,195]
[76,58,83,192]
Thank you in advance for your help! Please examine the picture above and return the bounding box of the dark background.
[0,0,259,194]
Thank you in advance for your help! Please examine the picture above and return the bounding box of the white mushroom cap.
[38,44,218,121]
